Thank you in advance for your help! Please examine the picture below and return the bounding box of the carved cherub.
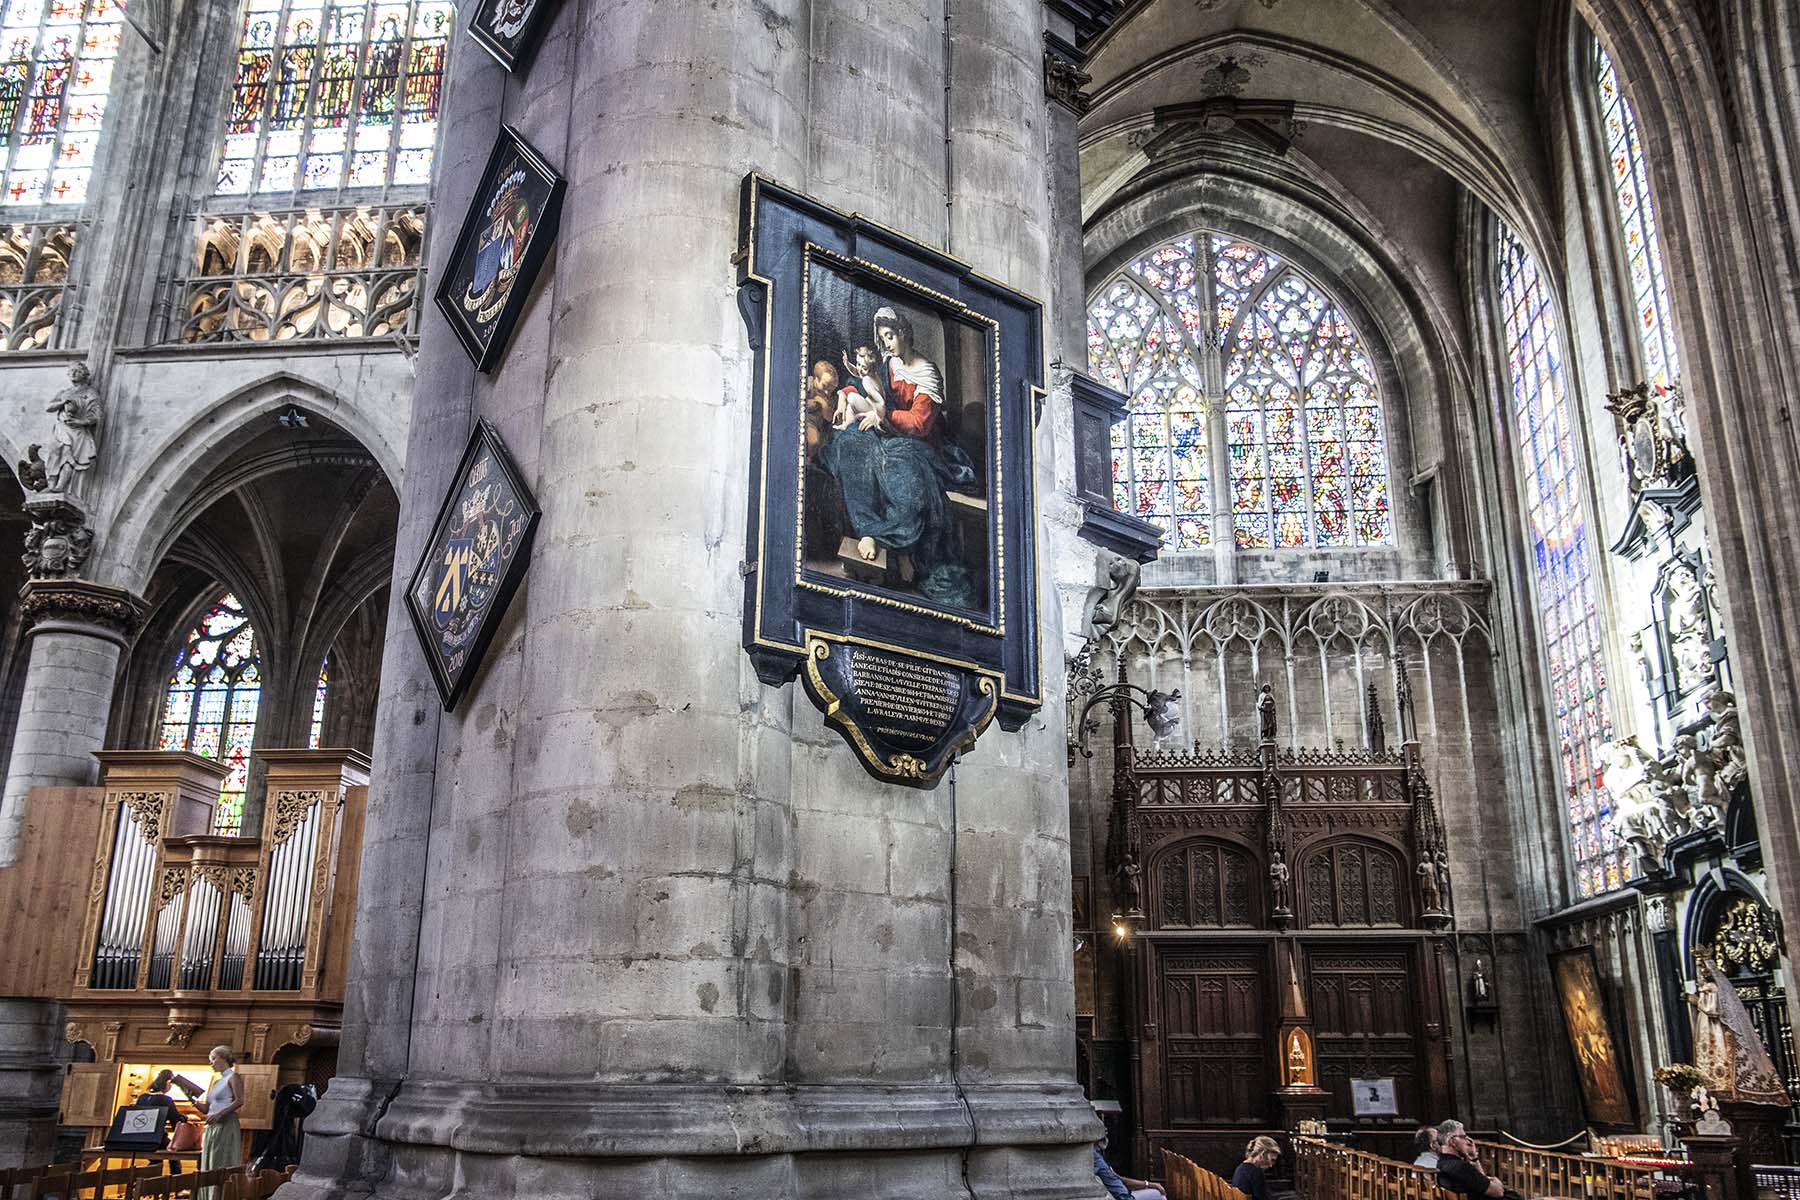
[1705,691,1746,795]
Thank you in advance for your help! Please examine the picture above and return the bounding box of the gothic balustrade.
[0,220,80,351]
[154,203,426,344]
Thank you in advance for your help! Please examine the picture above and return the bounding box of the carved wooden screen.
[1156,840,1260,929]
[1157,946,1270,1126]
[1308,947,1422,1117]
[1301,840,1407,928]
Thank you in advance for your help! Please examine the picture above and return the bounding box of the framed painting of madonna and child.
[799,254,995,618]
[735,175,1045,783]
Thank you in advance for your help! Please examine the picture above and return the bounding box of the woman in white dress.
[198,1045,246,1198]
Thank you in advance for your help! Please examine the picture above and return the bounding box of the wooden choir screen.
[1307,946,1424,1118]
[1156,840,1261,928]
[1154,943,1270,1126]
[1109,685,1454,1169]
[1301,840,1409,928]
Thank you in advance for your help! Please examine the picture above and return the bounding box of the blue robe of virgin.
[820,425,979,610]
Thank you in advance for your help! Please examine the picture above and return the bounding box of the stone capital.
[19,579,147,646]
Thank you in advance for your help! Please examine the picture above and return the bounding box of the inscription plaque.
[803,635,998,785]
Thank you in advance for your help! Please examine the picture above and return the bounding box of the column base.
[0,998,68,1169]
[290,1077,1102,1200]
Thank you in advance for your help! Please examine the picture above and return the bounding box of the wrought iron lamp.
[1072,681,1182,758]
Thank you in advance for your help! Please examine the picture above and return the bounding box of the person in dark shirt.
[1231,1135,1281,1200]
[1437,1129,1521,1200]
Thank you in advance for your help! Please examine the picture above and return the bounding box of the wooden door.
[1154,944,1270,1126]
[1307,945,1423,1119]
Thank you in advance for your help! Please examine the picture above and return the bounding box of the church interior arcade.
[0,0,1794,1197]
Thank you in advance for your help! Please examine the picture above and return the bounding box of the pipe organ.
[46,748,369,1141]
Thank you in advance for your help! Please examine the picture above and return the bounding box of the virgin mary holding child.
[817,305,981,611]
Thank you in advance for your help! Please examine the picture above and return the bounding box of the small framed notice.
[1350,1077,1398,1116]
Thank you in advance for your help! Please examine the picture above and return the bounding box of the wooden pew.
[219,1170,291,1200]
[0,1167,50,1200]
[1163,1147,1240,1200]
[126,1169,245,1200]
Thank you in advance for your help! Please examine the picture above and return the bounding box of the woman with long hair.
[197,1045,245,1198]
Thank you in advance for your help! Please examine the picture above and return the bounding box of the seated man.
[1412,1125,1441,1168]
[1437,1129,1522,1200]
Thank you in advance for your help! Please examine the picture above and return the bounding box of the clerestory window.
[0,0,124,206]
[213,0,452,196]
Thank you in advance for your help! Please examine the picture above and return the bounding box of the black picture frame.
[466,0,560,72]
[403,420,541,711]
[433,125,565,372]
[734,175,1044,781]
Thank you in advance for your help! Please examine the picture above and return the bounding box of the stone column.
[0,1000,63,1168]
[0,580,141,865]
[292,2,1094,1197]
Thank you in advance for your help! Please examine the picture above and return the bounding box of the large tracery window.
[214,0,452,196]
[159,593,263,835]
[1086,233,1393,550]
[1495,226,1624,898]
[1594,45,1679,390]
[0,0,124,206]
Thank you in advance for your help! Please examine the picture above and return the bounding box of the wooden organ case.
[50,748,369,1145]
[1106,676,1456,1175]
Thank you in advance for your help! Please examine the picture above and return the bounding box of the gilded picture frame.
[403,420,541,711]
[434,125,565,372]
[1549,946,1637,1129]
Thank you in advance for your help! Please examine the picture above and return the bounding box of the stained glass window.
[1084,232,1393,550]
[1496,226,1623,898]
[213,0,451,196]
[306,658,327,749]
[0,0,124,206]
[1595,45,1679,391]
[160,593,262,834]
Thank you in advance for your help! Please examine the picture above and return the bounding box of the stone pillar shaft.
[294,1,1094,1195]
